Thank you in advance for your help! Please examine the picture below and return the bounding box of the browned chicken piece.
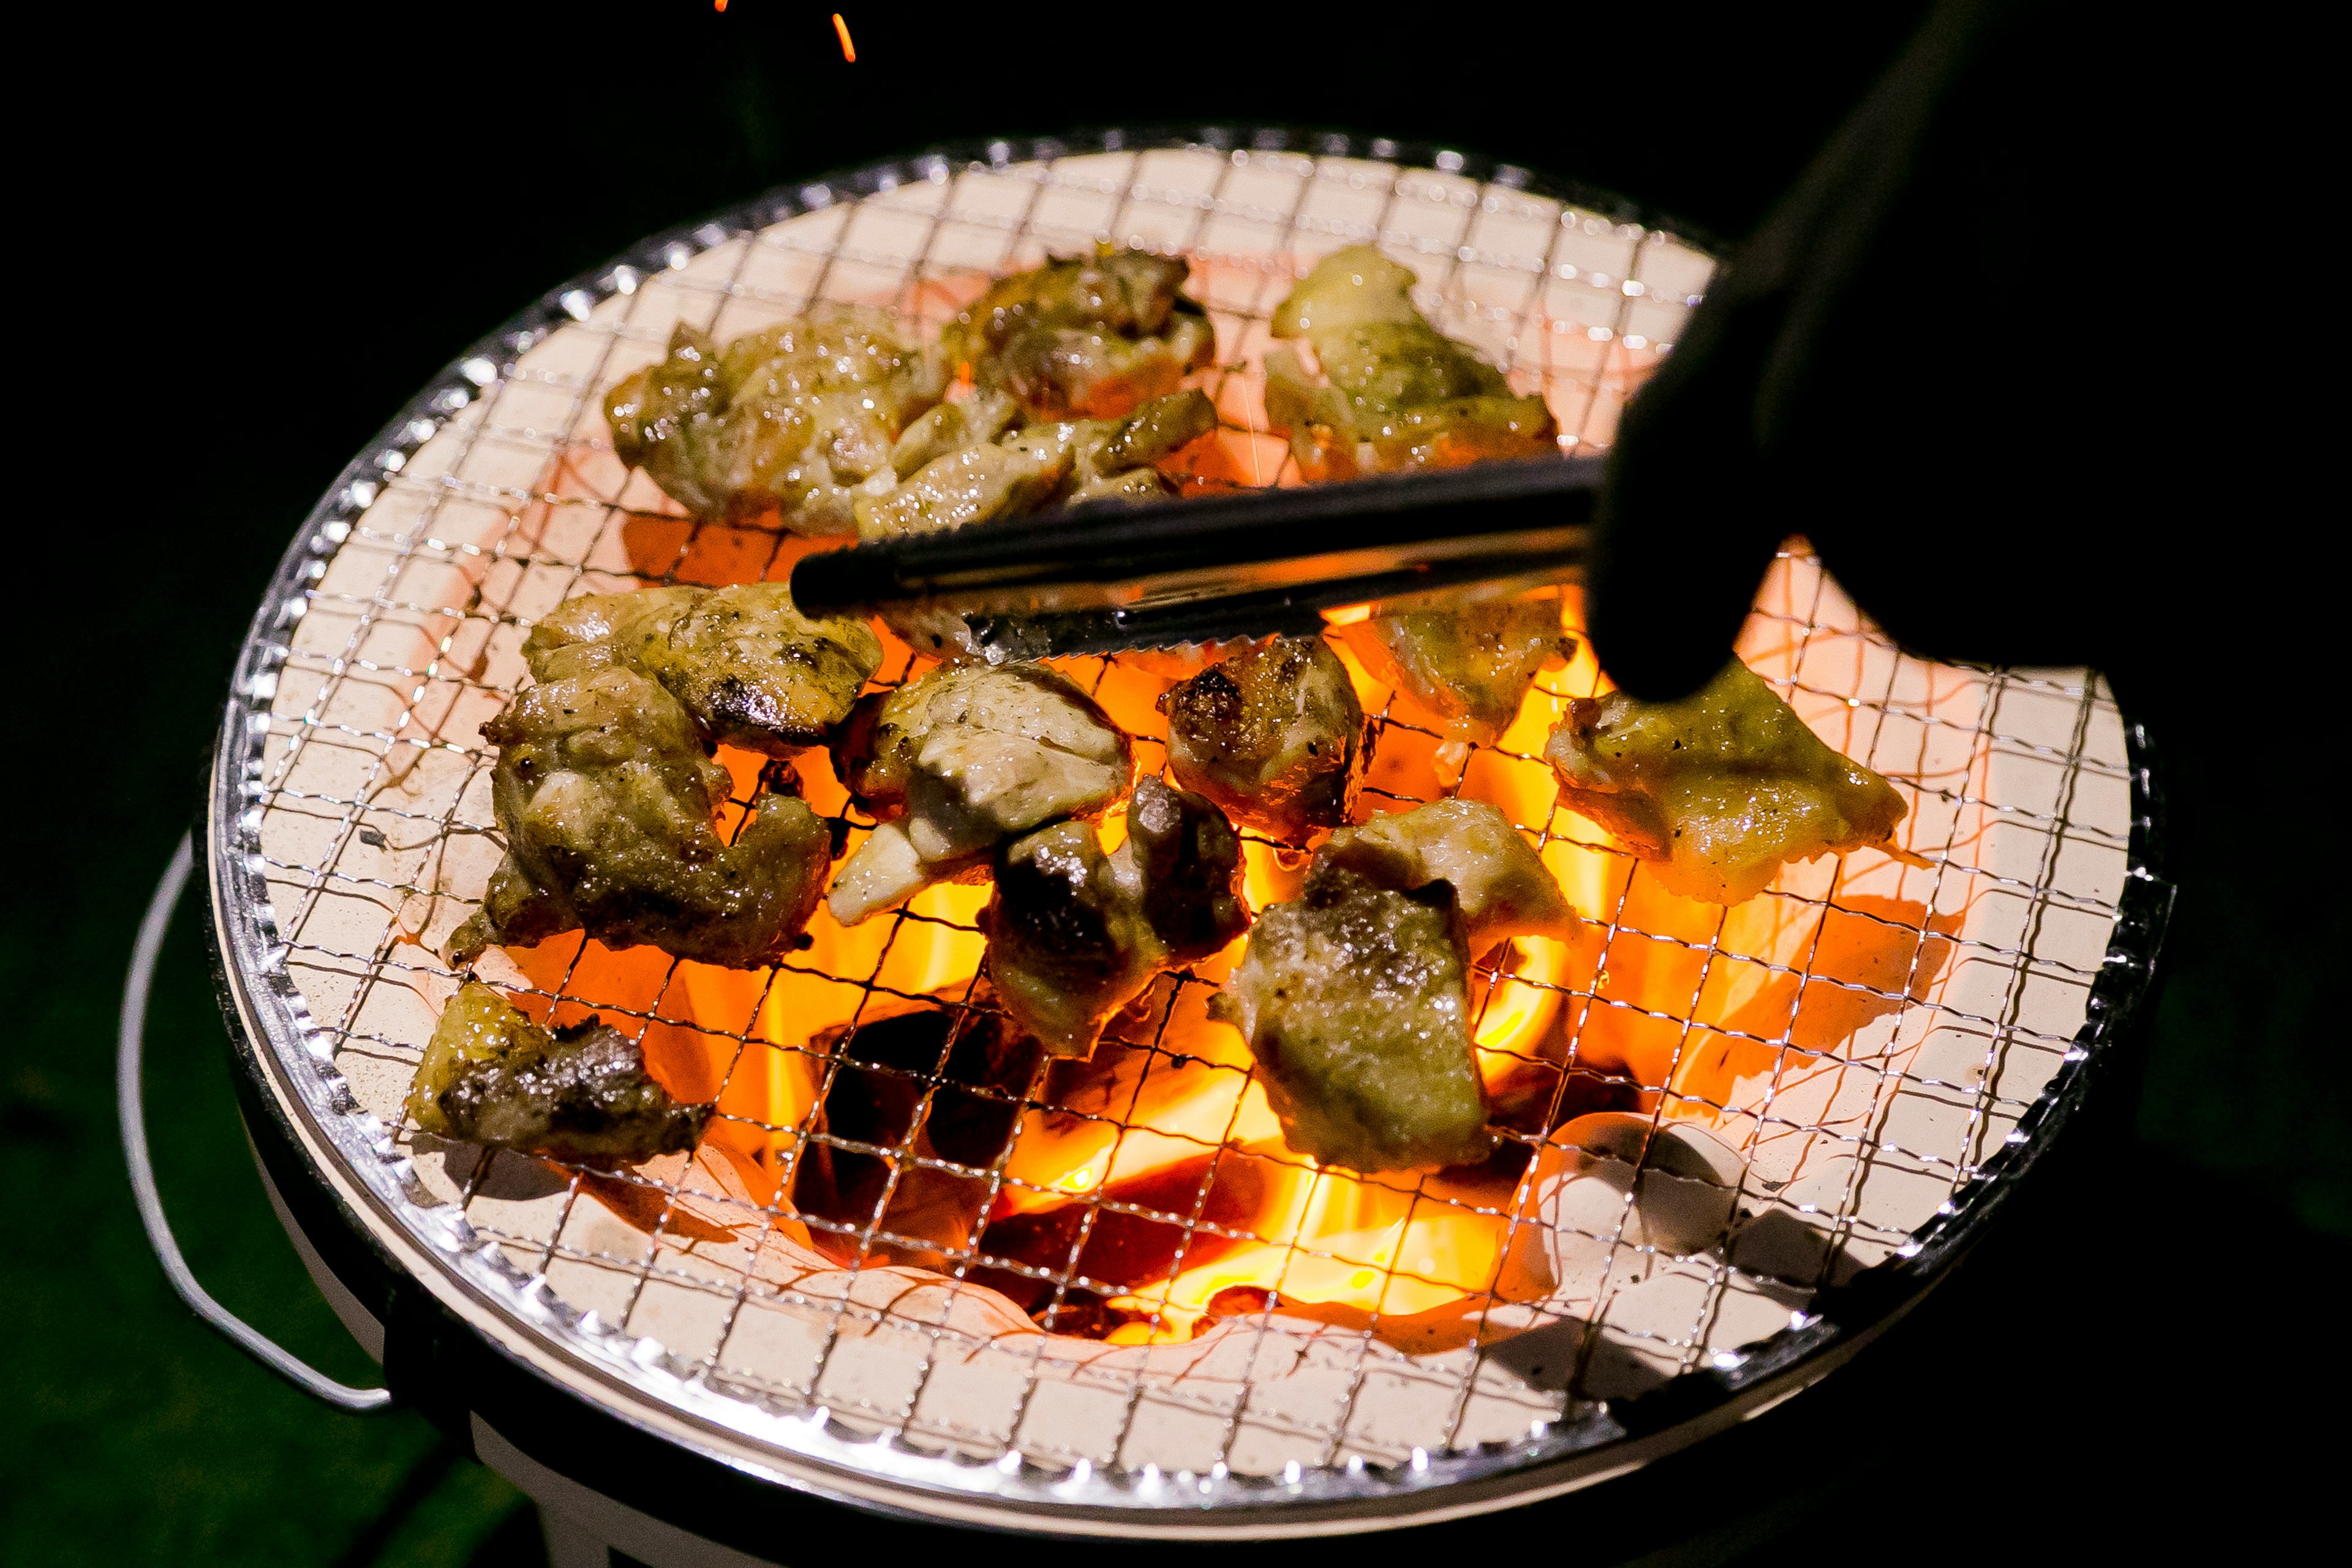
[1156,635,1366,845]
[1316,798,1581,951]
[1264,245,1556,478]
[524,582,881,758]
[1545,659,1909,905]
[1339,594,1575,746]
[853,390,1218,659]
[942,246,1216,420]
[983,777,1251,1058]
[1212,799,1580,1172]
[605,311,943,532]
[409,983,711,1162]
[827,663,1133,924]
[448,662,831,969]
[1212,863,1488,1173]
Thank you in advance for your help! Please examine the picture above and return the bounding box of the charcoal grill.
[125,129,2170,1562]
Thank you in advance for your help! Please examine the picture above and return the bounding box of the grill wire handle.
[119,832,394,1414]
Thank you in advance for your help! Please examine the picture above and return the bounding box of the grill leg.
[541,1506,612,1568]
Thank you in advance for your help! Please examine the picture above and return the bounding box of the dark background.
[6,4,2338,1562]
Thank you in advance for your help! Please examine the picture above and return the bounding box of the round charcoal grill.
[130,130,2171,1561]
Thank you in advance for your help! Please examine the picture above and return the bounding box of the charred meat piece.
[449,664,831,968]
[1211,799,1581,1172]
[942,246,1215,420]
[984,777,1250,1058]
[1316,798,1580,951]
[1210,864,1488,1173]
[1156,635,1366,844]
[604,311,942,532]
[1545,659,1909,905]
[409,983,710,1161]
[1264,245,1555,478]
[1340,594,1574,746]
[526,582,881,758]
[827,663,1133,924]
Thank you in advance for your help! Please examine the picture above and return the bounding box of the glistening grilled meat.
[1156,635,1366,845]
[983,777,1250,1058]
[827,663,1133,925]
[1212,800,1578,1172]
[409,983,711,1161]
[1545,658,1909,904]
[605,311,943,532]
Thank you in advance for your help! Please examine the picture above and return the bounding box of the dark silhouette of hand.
[1586,0,2288,701]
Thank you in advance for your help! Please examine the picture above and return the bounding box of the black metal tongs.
[789,454,1601,659]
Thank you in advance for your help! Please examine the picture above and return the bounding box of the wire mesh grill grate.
[219,133,2144,1504]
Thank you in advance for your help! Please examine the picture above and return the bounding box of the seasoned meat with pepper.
[984,777,1250,1057]
[1156,635,1365,845]
[1210,864,1488,1172]
[942,246,1215,420]
[605,310,942,532]
[409,983,711,1161]
[827,663,1133,924]
[448,663,831,968]
[1545,659,1909,905]
[1211,799,1580,1171]
[1264,245,1555,478]
[525,582,881,758]
[1316,799,1581,951]
[1341,594,1575,746]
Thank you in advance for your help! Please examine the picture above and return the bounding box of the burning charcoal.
[1336,594,1575,747]
[826,663,1133,925]
[1545,658,1909,905]
[1507,1112,1749,1302]
[982,777,1250,1059]
[1262,244,1556,479]
[940,246,1215,420]
[525,581,882,760]
[791,983,1044,1272]
[604,311,943,532]
[407,983,710,1163]
[1156,635,1366,845]
[448,664,832,969]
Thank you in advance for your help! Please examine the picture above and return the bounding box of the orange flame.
[832,13,855,61]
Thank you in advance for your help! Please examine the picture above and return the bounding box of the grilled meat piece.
[942,246,1215,420]
[984,777,1250,1058]
[525,582,881,758]
[409,983,711,1161]
[854,389,1218,660]
[1340,595,1575,746]
[605,311,942,532]
[1210,864,1488,1172]
[1212,798,1581,1170]
[827,663,1133,924]
[1156,635,1366,844]
[1316,798,1581,951]
[1545,659,1909,905]
[449,663,831,968]
[1264,245,1555,478]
